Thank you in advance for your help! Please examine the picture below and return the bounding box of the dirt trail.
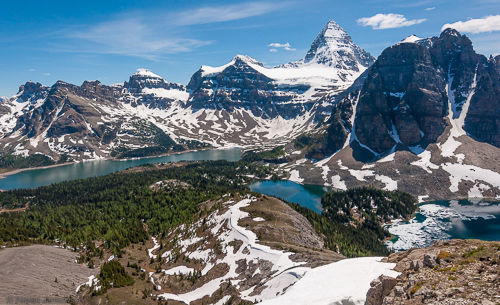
[0,202,28,214]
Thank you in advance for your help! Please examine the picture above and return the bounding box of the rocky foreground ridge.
[366,239,500,305]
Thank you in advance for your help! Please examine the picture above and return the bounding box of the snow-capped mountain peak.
[232,54,263,66]
[134,68,163,79]
[125,68,184,93]
[302,20,374,70]
[199,54,263,77]
[316,19,350,43]
[400,34,422,44]
[281,20,375,84]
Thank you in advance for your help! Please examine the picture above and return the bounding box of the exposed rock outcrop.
[365,239,500,305]
[352,29,500,160]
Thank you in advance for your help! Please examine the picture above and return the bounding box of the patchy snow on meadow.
[260,257,399,305]
[158,197,306,304]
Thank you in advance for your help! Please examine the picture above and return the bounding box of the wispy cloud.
[62,2,284,60]
[174,2,284,26]
[267,42,296,51]
[357,13,426,30]
[442,15,500,34]
[68,17,212,60]
[425,7,436,11]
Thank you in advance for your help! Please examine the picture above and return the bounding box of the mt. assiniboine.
[0,20,499,200]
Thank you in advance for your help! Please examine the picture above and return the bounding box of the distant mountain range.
[0,20,498,199]
[0,20,374,160]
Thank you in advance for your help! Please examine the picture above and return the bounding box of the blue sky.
[1,0,499,97]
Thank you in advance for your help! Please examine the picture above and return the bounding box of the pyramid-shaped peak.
[300,19,375,70]
[321,20,349,39]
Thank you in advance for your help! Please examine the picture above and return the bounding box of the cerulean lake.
[250,180,329,214]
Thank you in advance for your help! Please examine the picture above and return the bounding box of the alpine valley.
[1,20,498,200]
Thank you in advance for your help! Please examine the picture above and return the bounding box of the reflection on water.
[0,148,241,190]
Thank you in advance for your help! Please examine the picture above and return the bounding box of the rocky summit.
[365,239,500,305]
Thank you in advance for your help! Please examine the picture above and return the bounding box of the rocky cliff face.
[187,20,374,121]
[352,29,499,160]
[186,55,310,119]
[463,54,500,147]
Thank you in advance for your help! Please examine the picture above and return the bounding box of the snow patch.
[260,257,399,305]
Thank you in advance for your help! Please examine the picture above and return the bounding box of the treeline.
[289,203,390,256]
[110,122,208,159]
[0,153,71,170]
[290,187,417,257]
[0,160,270,254]
[241,146,289,163]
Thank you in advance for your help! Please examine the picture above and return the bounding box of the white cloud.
[268,42,290,48]
[28,68,36,72]
[442,15,500,34]
[269,48,278,52]
[425,7,436,11]
[43,72,51,76]
[267,42,296,51]
[357,13,426,30]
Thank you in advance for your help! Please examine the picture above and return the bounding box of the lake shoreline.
[0,162,74,180]
[0,146,246,180]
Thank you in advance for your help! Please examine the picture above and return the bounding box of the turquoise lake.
[249,180,329,214]
[0,148,241,190]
